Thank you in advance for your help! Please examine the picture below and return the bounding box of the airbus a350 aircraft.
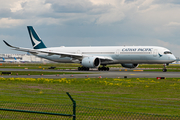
[2,57,18,63]
[2,57,30,63]
[3,26,176,72]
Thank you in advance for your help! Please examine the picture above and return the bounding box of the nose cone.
[171,55,176,61]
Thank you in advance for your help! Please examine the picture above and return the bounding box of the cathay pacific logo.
[158,53,163,57]
[30,31,41,48]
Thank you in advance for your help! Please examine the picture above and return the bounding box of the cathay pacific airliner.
[3,26,176,72]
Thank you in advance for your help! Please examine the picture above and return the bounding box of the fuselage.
[33,46,176,65]
[4,26,177,71]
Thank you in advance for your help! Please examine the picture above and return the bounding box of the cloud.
[1,0,180,26]
[153,0,180,4]
[2,0,180,27]
[47,0,93,13]
[0,0,180,56]
[0,18,24,28]
[95,11,125,24]
[10,0,24,12]
[46,0,111,15]
[165,22,180,27]
[156,39,180,55]
[157,39,172,47]
[0,8,12,18]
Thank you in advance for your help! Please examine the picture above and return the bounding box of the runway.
[0,68,180,78]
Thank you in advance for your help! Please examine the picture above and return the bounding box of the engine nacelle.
[81,57,100,68]
[121,64,139,68]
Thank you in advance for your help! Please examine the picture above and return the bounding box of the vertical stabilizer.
[27,26,46,49]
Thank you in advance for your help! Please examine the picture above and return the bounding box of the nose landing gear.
[162,64,168,72]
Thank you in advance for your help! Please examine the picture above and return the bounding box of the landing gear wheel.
[102,67,106,71]
[85,67,89,71]
[162,64,168,72]
[163,69,167,72]
[98,67,109,71]
[78,67,89,71]
[78,67,81,71]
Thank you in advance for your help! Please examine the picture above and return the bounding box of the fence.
[0,92,76,120]
[0,93,179,120]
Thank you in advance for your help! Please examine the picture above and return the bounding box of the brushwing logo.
[158,53,163,57]
[30,31,41,48]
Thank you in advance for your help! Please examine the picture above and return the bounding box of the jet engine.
[81,57,100,68]
[121,64,139,68]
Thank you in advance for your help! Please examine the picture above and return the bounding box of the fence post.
[66,92,76,120]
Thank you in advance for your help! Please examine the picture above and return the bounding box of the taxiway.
[0,68,180,78]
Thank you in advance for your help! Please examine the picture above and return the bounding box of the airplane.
[1,57,28,63]
[14,57,31,63]
[3,26,176,72]
[2,57,19,63]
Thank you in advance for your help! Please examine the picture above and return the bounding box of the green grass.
[138,64,180,68]
[0,77,179,116]
[0,63,180,74]
[1,63,180,70]
[0,71,87,75]
[144,69,180,72]
[0,63,80,70]
[108,63,180,69]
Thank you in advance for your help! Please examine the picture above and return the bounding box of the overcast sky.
[0,0,180,57]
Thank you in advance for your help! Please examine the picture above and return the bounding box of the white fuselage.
[33,46,176,65]
[4,26,176,69]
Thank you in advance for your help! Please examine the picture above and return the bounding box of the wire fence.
[76,106,179,120]
[0,101,72,119]
[0,98,179,120]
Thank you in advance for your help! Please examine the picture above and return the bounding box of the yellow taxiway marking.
[129,74,136,75]
[133,70,143,71]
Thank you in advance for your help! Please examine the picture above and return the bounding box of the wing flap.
[39,50,83,58]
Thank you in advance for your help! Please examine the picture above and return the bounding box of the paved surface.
[0,68,180,78]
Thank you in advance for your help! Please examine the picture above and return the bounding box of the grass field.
[0,71,87,75]
[0,77,179,116]
[0,63,180,70]
[144,69,180,72]
[0,63,179,119]
[0,63,80,70]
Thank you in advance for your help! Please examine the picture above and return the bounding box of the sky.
[0,0,180,57]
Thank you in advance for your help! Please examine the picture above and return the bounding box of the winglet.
[3,40,14,48]
[3,40,38,53]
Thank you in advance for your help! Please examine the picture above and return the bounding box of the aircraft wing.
[95,56,113,61]
[3,40,82,59]
[3,40,113,61]
[3,40,39,53]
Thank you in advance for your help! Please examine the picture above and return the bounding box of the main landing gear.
[78,67,89,71]
[78,66,110,71]
[162,64,168,72]
[98,67,109,71]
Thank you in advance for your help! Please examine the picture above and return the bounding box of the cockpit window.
[164,51,172,54]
